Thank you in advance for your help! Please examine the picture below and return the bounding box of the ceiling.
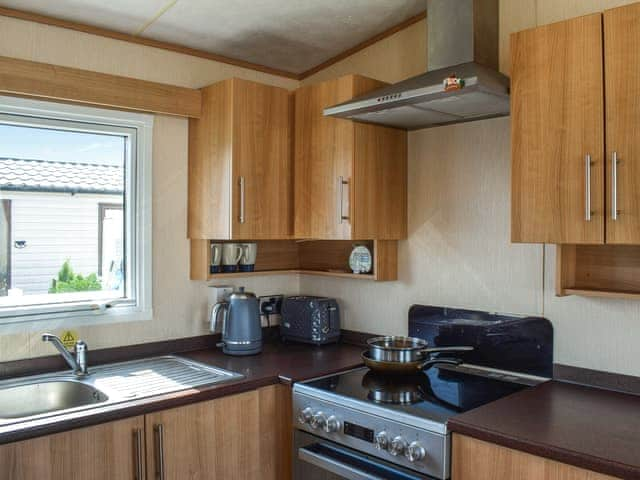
[0,0,427,74]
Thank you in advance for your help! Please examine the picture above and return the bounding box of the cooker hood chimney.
[323,0,509,130]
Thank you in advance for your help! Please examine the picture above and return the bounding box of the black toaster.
[280,296,340,345]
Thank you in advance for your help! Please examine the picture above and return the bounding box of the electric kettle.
[210,286,262,356]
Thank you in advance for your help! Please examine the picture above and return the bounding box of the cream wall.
[0,16,300,362]
[299,0,640,377]
[1,2,640,375]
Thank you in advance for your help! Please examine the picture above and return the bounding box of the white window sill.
[0,307,153,334]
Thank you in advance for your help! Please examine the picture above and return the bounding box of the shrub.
[49,260,102,293]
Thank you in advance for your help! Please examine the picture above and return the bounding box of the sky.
[0,124,125,166]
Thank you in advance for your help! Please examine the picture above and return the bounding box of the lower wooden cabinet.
[452,434,618,480]
[0,416,145,480]
[145,384,291,480]
[0,385,291,480]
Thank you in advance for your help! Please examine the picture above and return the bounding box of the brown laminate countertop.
[0,341,364,445]
[448,380,640,479]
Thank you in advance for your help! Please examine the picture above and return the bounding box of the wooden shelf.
[207,269,298,279]
[297,270,376,280]
[562,288,640,300]
[556,244,640,298]
[191,239,397,282]
[207,269,377,281]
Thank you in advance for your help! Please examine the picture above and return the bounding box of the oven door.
[293,430,434,480]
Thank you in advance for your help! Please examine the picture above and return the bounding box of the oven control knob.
[310,412,327,430]
[405,441,427,462]
[374,431,390,450]
[323,415,341,433]
[297,407,314,425]
[389,436,408,457]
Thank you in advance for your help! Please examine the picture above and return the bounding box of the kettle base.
[222,342,262,356]
[223,348,262,356]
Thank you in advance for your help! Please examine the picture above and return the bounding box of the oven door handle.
[299,446,387,480]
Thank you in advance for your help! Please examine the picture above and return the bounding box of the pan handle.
[419,358,463,370]
[420,346,474,355]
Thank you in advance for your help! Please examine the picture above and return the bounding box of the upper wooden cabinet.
[512,4,640,245]
[294,75,408,240]
[511,13,605,244]
[188,78,293,240]
[604,3,640,244]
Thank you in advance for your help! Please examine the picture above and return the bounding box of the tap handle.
[74,340,89,375]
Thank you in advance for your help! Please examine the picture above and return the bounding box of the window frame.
[0,199,10,295]
[0,95,153,329]
[98,203,124,277]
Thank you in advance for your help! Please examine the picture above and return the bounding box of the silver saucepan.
[366,336,474,363]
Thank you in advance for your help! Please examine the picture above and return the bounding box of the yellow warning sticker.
[60,330,79,349]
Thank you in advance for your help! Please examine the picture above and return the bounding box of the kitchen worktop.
[0,337,364,445]
[448,380,640,479]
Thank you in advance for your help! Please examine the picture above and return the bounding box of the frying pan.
[361,350,464,375]
[366,336,473,363]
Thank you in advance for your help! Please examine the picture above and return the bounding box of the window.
[0,96,153,326]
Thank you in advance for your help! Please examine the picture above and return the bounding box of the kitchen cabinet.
[0,416,145,480]
[294,74,407,240]
[604,3,640,244]
[452,434,619,480]
[0,385,291,480]
[188,78,293,240]
[512,4,640,298]
[513,4,640,246]
[145,384,291,480]
[511,13,605,244]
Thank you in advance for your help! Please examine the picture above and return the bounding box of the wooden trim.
[555,244,576,296]
[0,6,299,80]
[190,239,210,281]
[298,11,426,79]
[0,55,202,117]
[0,6,425,82]
[373,240,398,281]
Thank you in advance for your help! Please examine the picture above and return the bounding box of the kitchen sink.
[0,380,107,420]
[0,355,242,426]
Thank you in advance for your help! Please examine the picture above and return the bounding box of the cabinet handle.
[585,154,593,221]
[154,424,165,480]
[239,176,246,224]
[337,176,349,224]
[612,152,618,221]
[133,428,144,480]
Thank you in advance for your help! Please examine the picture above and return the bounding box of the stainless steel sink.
[0,355,242,426]
[0,380,107,420]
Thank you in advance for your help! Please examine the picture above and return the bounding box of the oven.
[294,430,434,480]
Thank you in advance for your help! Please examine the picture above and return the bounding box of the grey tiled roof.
[0,158,123,194]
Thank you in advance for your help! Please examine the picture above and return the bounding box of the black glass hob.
[303,365,532,425]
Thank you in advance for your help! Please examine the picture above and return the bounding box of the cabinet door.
[231,79,293,239]
[605,4,640,244]
[294,77,354,239]
[0,416,145,480]
[352,123,407,239]
[511,14,605,244]
[145,385,291,480]
[294,76,387,240]
[452,434,618,480]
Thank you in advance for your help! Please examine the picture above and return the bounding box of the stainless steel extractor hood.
[323,0,509,130]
